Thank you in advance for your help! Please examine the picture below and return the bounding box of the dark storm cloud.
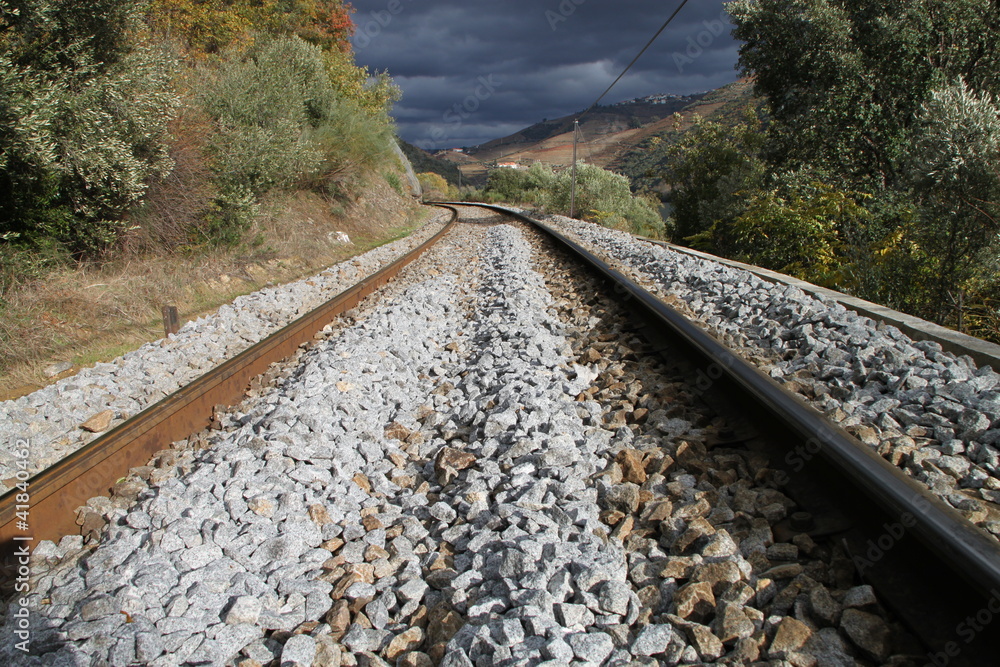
[349,0,741,148]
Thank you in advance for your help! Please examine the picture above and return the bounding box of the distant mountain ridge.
[468,92,705,156]
[613,92,703,106]
[613,79,762,195]
[432,80,758,192]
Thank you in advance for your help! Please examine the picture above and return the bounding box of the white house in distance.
[496,162,522,169]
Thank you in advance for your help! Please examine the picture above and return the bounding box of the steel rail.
[439,201,1000,658]
[0,209,459,559]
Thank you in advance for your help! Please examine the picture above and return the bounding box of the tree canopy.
[662,0,1000,338]
[728,0,1000,188]
[0,0,400,264]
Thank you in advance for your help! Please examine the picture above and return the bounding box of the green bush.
[200,37,330,195]
[197,35,395,244]
[482,163,555,206]
[660,112,766,246]
[384,172,404,195]
[198,186,260,247]
[548,163,666,237]
[0,0,180,257]
[416,172,457,201]
[0,238,69,299]
[728,175,871,285]
[482,162,666,237]
[905,78,1000,320]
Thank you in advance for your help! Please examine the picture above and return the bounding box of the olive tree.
[0,0,179,255]
[907,79,1000,319]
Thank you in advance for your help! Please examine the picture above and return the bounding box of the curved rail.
[439,201,1000,662]
[0,209,459,560]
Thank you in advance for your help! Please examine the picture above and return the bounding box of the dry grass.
[0,177,428,400]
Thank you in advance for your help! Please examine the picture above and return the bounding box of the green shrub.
[200,37,330,195]
[482,163,555,206]
[482,162,665,237]
[728,176,870,285]
[306,97,396,181]
[198,186,260,248]
[905,78,1000,320]
[0,1,180,257]
[384,172,404,195]
[417,172,456,201]
[548,163,666,237]
[660,112,766,246]
[0,238,69,299]
[197,35,395,244]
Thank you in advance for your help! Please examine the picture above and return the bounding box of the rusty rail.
[0,209,458,559]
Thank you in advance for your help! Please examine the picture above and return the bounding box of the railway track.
[450,203,1000,665]
[0,208,460,551]
[1,204,998,665]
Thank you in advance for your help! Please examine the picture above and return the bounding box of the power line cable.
[577,0,691,123]
[571,0,691,218]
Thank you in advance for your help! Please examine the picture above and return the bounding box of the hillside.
[0,1,417,395]
[434,80,757,189]
[613,79,762,194]
[399,140,463,186]
[472,92,702,157]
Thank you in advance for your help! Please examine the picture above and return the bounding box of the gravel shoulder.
[0,214,450,491]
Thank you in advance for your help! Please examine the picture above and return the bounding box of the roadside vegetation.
[416,172,461,202]
[479,163,667,238]
[0,0,411,389]
[663,0,1000,342]
[401,141,462,188]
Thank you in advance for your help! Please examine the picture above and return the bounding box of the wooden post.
[958,289,965,333]
[161,305,180,336]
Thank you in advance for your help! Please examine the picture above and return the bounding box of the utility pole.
[570,120,579,219]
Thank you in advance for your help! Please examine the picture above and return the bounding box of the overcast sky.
[348,0,742,150]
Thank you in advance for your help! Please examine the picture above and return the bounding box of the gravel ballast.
[0,215,449,490]
[544,213,1000,536]
[0,222,482,666]
[2,218,917,665]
